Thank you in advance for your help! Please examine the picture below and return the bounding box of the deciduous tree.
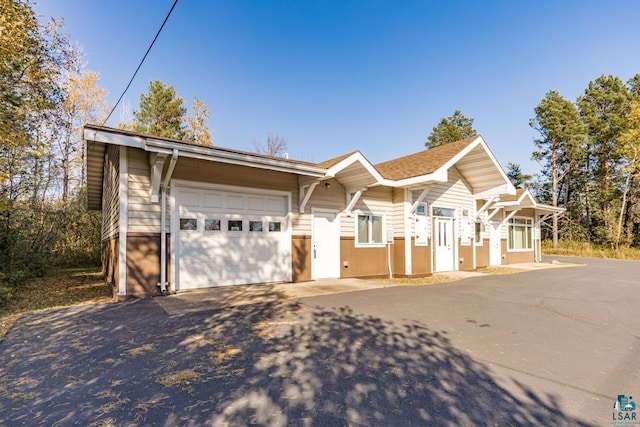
[186,96,211,145]
[252,133,288,157]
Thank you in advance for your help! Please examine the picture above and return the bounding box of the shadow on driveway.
[0,296,591,426]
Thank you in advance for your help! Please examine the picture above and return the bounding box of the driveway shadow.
[0,298,592,426]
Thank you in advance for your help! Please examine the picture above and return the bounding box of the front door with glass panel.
[434,217,455,272]
[489,220,502,266]
[312,210,339,279]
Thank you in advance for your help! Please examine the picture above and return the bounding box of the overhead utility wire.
[101,0,179,126]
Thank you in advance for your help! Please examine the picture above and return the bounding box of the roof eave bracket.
[299,181,319,214]
[150,152,169,203]
[345,187,367,217]
[409,185,433,215]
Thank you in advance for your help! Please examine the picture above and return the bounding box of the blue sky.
[37,0,640,174]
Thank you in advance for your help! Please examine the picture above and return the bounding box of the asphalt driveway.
[1,256,638,426]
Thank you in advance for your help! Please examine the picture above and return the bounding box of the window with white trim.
[474,222,483,246]
[508,217,533,250]
[356,214,383,246]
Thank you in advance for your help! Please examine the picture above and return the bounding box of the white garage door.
[175,185,291,290]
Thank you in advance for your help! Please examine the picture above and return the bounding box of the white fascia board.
[326,152,386,183]
[387,169,447,188]
[534,203,565,213]
[145,138,326,177]
[85,128,146,149]
[85,128,327,178]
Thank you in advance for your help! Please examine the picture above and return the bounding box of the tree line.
[531,74,640,249]
[0,0,213,303]
[428,73,640,251]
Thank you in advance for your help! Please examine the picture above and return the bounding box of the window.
[357,214,383,245]
[249,221,263,232]
[432,206,454,217]
[508,217,533,250]
[268,221,281,232]
[205,219,221,231]
[180,218,197,231]
[228,220,243,231]
[475,222,483,246]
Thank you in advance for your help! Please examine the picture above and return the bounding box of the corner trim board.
[118,147,128,296]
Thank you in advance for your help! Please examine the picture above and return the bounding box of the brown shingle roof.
[316,151,359,169]
[374,136,478,180]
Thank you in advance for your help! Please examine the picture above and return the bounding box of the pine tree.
[425,110,477,148]
[530,90,585,247]
[133,80,187,139]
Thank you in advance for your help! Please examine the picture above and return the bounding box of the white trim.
[169,184,176,290]
[404,188,412,275]
[506,216,534,252]
[311,208,341,279]
[410,186,432,214]
[299,181,319,213]
[354,212,386,248]
[118,147,128,296]
[345,187,367,217]
[85,126,326,178]
[325,152,386,184]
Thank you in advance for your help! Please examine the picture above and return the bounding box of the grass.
[477,266,527,275]
[373,275,458,286]
[0,267,113,341]
[542,240,640,260]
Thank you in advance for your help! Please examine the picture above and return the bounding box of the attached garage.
[172,182,292,290]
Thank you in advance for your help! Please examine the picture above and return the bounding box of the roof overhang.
[84,125,327,210]
[382,136,517,194]
[448,136,516,196]
[324,151,385,191]
[493,188,565,214]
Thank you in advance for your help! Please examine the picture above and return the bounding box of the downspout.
[158,149,178,293]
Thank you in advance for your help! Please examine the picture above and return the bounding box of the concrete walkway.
[154,278,393,315]
[155,259,582,315]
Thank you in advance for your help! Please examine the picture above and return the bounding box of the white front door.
[312,210,339,279]
[434,217,454,272]
[489,220,502,266]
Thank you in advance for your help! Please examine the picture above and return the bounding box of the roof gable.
[374,136,477,180]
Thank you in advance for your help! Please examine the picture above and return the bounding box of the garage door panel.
[176,186,291,290]
[226,195,245,210]
[203,193,224,209]
[178,191,199,207]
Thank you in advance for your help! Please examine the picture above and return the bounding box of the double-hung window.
[357,214,383,246]
[508,217,533,250]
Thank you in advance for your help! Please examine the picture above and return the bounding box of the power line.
[101,0,179,126]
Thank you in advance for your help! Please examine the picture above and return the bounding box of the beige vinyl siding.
[127,148,165,233]
[474,200,490,241]
[292,178,344,235]
[391,188,406,236]
[424,167,473,237]
[101,145,120,241]
[342,186,393,237]
[425,167,472,210]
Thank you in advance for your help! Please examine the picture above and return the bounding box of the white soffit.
[452,138,516,195]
